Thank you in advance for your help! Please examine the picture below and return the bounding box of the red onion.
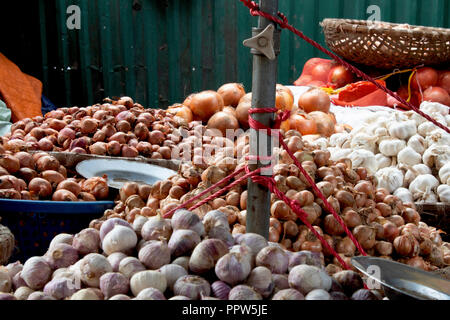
[92,130,106,142]
[69,137,89,151]
[121,145,139,158]
[57,128,75,145]
[108,132,127,144]
[116,120,132,133]
[116,111,135,124]
[0,154,20,173]
[15,152,35,169]
[36,155,60,172]
[41,170,65,188]
[136,142,152,156]
[102,124,117,138]
[29,127,46,140]
[57,179,81,196]
[71,147,87,154]
[89,142,107,155]
[137,113,155,127]
[52,189,78,201]
[149,130,165,145]
[107,141,121,156]
[28,178,52,198]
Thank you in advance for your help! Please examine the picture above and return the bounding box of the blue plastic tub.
[0,199,114,263]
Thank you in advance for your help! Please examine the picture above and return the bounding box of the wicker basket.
[321,19,450,69]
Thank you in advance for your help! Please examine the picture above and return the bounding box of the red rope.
[239,0,450,134]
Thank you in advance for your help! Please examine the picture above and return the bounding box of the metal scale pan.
[352,256,450,300]
[76,158,178,189]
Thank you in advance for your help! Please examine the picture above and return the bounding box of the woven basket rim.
[321,18,450,39]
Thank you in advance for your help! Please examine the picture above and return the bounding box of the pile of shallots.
[0,209,379,300]
[1,97,186,160]
[318,101,450,203]
[97,128,450,273]
[0,151,108,201]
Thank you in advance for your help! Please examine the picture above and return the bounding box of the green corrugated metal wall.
[38,0,450,108]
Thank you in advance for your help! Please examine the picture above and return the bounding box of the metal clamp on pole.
[245,0,279,240]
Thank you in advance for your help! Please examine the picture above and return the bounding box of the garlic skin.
[246,266,274,298]
[107,252,128,272]
[189,239,229,274]
[102,225,138,255]
[215,252,252,286]
[378,139,406,157]
[171,256,190,271]
[99,218,133,242]
[159,264,188,291]
[173,275,211,300]
[388,120,417,140]
[118,257,146,279]
[437,185,450,203]
[237,233,268,258]
[403,163,432,187]
[27,291,56,300]
[288,265,332,295]
[407,134,427,155]
[3,262,23,279]
[78,253,113,288]
[130,270,167,297]
[375,167,404,193]
[211,281,231,300]
[139,240,171,270]
[44,243,78,269]
[228,285,262,300]
[202,210,229,232]
[21,257,52,290]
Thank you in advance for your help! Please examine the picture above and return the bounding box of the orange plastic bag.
[0,53,43,122]
[331,80,388,107]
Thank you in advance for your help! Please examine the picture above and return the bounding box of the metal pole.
[246,0,279,239]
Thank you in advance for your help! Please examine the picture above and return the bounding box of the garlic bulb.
[173,275,211,300]
[211,281,231,300]
[138,240,171,269]
[21,257,52,290]
[439,162,450,184]
[312,138,329,150]
[393,188,414,204]
[388,120,417,140]
[397,147,422,166]
[215,252,252,286]
[107,252,128,272]
[236,233,268,258]
[99,272,130,299]
[49,234,74,250]
[130,270,167,296]
[202,210,229,232]
[99,218,133,242]
[425,129,450,147]
[109,294,131,300]
[409,174,440,201]
[171,210,205,237]
[189,239,229,274]
[418,122,440,137]
[43,277,80,300]
[172,256,190,271]
[349,149,377,175]
[406,111,427,127]
[328,147,352,162]
[0,270,12,293]
[168,229,201,258]
[72,228,101,255]
[378,139,406,157]
[350,134,377,153]
[375,153,392,170]
[27,291,56,300]
[375,167,404,193]
[228,285,262,300]
[71,288,102,300]
[407,134,427,155]
[141,214,172,241]
[159,264,188,291]
[44,243,78,269]
[420,101,449,117]
[118,257,146,279]
[102,225,138,255]
[272,288,305,300]
[78,253,113,287]
[305,289,331,300]
[423,145,450,170]
[246,266,274,298]
[135,287,166,300]
[403,164,432,187]
[437,185,450,203]
[3,261,23,279]
[132,215,148,237]
[289,265,332,295]
[329,133,350,148]
[14,287,34,300]
[255,246,289,274]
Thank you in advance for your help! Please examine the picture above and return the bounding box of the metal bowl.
[76,158,178,189]
[352,256,450,300]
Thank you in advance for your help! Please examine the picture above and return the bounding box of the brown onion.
[82,176,109,200]
[0,155,20,173]
[107,141,121,156]
[57,179,82,196]
[41,170,65,188]
[353,225,376,250]
[29,178,52,198]
[36,156,60,172]
[52,189,78,202]
[15,152,35,169]
[89,142,107,156]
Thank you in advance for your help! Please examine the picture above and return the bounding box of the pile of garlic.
[314,101,450,204]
